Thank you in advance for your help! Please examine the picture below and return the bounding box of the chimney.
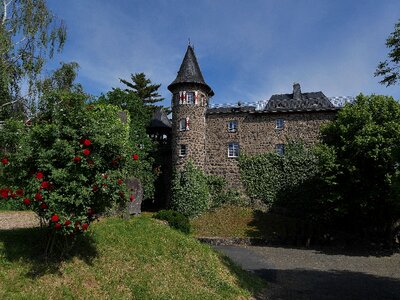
[293,82,302,100]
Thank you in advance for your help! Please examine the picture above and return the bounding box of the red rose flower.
[132,154,139,161]
[92,185,98,192]
[83,149,90,156]
[82,223,89,231]
[64,220,71,226]
[0,189,9,199]
[40,203,48,209]
[55,223,62,230]
[35,193,43,201]
[130,195,135,202]
[83,139,91,146]
[73,156,82,162]
[36,172,44,180]
[16,189,24,197]
[41,181,50,189]
[87,208,94,216]
[119,191,125,199]
[23,198,31,205]
[102,173,108,179]
[9,193,16,198]
[1,158,9,165]
[117,179,123,185]
[51,215,59,222]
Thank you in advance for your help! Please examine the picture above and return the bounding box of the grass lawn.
[0,215,264,299]
[191,205,297,240]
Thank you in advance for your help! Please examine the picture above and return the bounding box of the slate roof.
[207,106,255,114]
[168,45,214,96]
[149,108,171,128]
[266,91,335,112]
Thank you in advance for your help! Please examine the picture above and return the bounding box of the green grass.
[191,205,299,240]
[0,215,264,299]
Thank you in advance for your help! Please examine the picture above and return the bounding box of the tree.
[0,0,66,119]
[321,94,400,243]
[375,19,400,86]
[97,88,156,200]
[120,72,164,105]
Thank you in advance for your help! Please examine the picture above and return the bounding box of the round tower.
[168,45,214,171]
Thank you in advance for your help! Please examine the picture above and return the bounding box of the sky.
[46,0,400,107]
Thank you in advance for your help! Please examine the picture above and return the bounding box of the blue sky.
[46,0,400,107]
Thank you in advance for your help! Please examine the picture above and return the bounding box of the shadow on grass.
[245,210,398,257]
[0,227,98,278]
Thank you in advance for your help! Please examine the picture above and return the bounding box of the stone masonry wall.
[205,111,337,188]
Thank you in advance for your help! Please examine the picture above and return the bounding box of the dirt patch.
[0,211,40,230]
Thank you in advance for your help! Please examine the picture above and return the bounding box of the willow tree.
[0,0,66,119]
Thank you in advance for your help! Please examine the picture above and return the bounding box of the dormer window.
[275,119,284,129]
[228,120,238,132]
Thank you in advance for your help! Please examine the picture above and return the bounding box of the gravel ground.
[215,245,400,300]
[0,211,40,230]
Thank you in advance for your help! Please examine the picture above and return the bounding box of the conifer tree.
[120,72,164,105]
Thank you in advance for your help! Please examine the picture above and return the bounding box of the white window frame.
[179,119,186,131]
[186,92,195,104]
[228,142,239,158]
[275,118,284,129]
[276,144,285,156]
[228,120,238,132]
[179,144,187,157]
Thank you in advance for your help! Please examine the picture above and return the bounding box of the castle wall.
[205,111,337,188]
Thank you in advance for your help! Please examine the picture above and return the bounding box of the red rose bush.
[0,92,141,251]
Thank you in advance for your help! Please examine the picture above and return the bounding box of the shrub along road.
[214,245,400,300]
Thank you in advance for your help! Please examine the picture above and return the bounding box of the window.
[179,117,189,131]
[276,144,285,156]
[228,143,239,158]
[228,120,238,132]
[179,119,186,131]
[187,92,195,104]
[179,144,187,157]
[275,118,284,129]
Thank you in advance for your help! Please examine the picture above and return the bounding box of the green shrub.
[0,91,142,252]
[207,175,242,208]
[171,161,211,218]
[153,209,191,234]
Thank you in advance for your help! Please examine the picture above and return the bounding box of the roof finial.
[188,38,191,47]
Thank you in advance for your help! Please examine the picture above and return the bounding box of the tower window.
[187,92,195,104]
[228,142,239,158]
[179,144,187,157]
[275,119,284,129]
[228,120,238,132]
[179,117,190,131]
[276,144,285,156]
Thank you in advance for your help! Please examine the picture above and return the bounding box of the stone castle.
[165,45,349,187]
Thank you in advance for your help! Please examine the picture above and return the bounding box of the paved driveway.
[214,245,400,300]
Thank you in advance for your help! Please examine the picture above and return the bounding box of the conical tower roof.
[168,45,214,96]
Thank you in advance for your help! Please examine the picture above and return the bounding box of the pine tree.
[120,73,164,105]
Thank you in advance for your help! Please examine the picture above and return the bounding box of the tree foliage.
[321,94,400,241]
[0,0,66,119]
[120,72,164,105]
[375,19,400,86]
[97,88,156,200]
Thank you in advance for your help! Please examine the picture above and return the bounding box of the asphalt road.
[214,245,400,300]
